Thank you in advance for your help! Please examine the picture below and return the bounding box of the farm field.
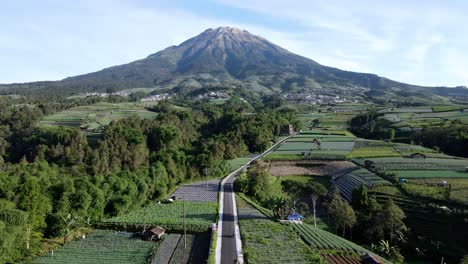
[267,132,355,160]
[379,105,468,129]
[267,160,356,177]
[357,157,468,171]
[33,230,156,264]
[101,201,217,233]
[411,178,468,203]
[348,168,391,185]
[346,146,400,159]
[236,195,322,263]
[171,179,220,202]
[291,223,370,254]
[391,170,468,179]
[151,234,180,264]
[40,102,158,132]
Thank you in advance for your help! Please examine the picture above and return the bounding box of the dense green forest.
[0,95,298,263]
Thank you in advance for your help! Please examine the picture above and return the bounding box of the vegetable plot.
[33,230,156,264]
[102,201,217,233]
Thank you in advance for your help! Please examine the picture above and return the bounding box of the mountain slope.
[1,26,467,99]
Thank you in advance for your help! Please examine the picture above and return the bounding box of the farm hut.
[286,213,304,222]
[437,181,448,187]
[409,153,426,159]
[144,226,165,241]
[361,253,383,264]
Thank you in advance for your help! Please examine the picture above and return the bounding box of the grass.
[275,175,331,189]
[207,230,217,264]
[101,201,218,233]
[346,146,400,159]
[33,230,156,264]
[227,157,252,172]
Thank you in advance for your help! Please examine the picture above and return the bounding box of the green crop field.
[432,105,466,112]
[359,157,468,171]
[411,178,468,203]
[291,223,370,254]
[236,195,321,264]
[391,170,468,179]
[346,146,400,159]
[101,201,217,233]
[351,168,391,185]
[33,230,156,264]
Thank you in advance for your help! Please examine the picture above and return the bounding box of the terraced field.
[291,223,370,254]
[40,102,158,133]
[391,170,468,179]
[356,157,468,171]
[268,132,355,160]
[33,230,156,264]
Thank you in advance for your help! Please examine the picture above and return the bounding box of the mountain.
[1,26,467,101]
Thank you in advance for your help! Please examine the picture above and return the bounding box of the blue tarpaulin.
[286,213,304,221]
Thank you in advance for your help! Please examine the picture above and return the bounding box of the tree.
[325,189,356,236]
[388,128,395,141]
[61,214,77,245]
[382,199,406,244]
[307,182,327,227]
[312,119,320,127]
[371,240,404,264]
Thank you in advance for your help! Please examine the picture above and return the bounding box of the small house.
[144,226,165,241]
[437,181,448,187]
[286,213,304,223]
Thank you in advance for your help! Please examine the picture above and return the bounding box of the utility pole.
[205,164,209,190]
[184,201,187,249]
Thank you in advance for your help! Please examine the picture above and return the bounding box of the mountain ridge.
[1,26,467,100]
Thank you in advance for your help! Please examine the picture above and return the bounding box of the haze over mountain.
[1,26,467,99]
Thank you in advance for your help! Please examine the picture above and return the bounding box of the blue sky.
[1,0,467,87]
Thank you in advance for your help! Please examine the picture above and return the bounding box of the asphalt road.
[217,134,296,264]
[220,175,237,264]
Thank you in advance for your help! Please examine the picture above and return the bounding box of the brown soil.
[267,160,357,176]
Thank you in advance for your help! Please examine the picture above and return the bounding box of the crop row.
[292,223,369,253]
[33,230,155,264]
[361,157,468,171]
[102,201,217,233]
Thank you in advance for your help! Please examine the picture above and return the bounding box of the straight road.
[216,134,296,264]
